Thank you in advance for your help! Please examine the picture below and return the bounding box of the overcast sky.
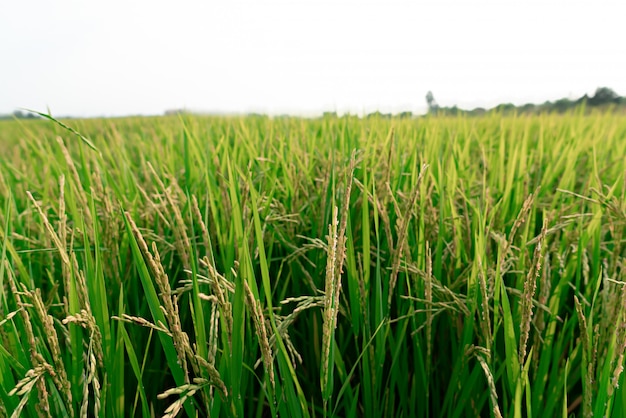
[1,0,625,117]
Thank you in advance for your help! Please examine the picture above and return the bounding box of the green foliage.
[427,86,626,116]
[0,111,626,417]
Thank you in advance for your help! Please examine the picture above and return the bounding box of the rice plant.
[1,110,625,417]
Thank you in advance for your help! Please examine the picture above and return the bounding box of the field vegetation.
[1,110,626,417]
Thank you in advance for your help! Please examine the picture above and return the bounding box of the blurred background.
[1,0,625,118]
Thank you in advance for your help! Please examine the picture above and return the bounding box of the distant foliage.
[0,110,41,120]
[425,87,626,116]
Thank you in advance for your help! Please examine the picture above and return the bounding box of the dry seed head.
[170,298,191,382]
[243,280,275,388]
[27,191,71,267]
[197,257,234,344]
[136,182,172,227]
[388,165,428,308]
[518,217,547,369]
[611,354,624,395]
[269,295,322,365]
[126,210,192,371]
[376,198,394,256]
[62,309,104,365]
[32,289,73,408]
[165,177,192,270]
[207,304,220,365]
[321,206,339,394]
[160,387,196,418]
[384,128,395,185]
[125,211,159,275]
[533,250,552,372]
[609,285,626,395]
[78,339,102,418]
[158,383,197,398]
[475,351,502,418]
[282,330,303,366]
[497,191,537,290]
[0,310,22,328]
[5,266,52,411]
[258,312,304,369]
[356,255,368,323]
[69,252,90,312]
[7,283,35,354]
[146,162,191,270]
[9,365,48,397]
[326,153,356,337]
[582,249,590,286]
[92,166,122,282]
[424,242,435,402]
[195,356,229,398]
[477,257,492,346]
[57,175,71,315]
[198,293,219,303]
[0,166,8,198]
[11,362,53,417]
[191,194,212,260]
[199,258,229,306]
[55,136,93,232]
[149,245,194,379]
[507,192,536,249]
[112,314,173,336]
[8,362,56,418]
[574,296,593,418]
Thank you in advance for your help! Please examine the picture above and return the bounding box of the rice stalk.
[6,264,53,416]
[518,217,548,369]
[472,346,503,418]
[8,363,54,418]
[388,164,428,308]
[31,289,73,410]
[575,296,593,418]
[124,212,192,382]
[242,279,275,389]
[320,205,339,403]
[55,136,93,235]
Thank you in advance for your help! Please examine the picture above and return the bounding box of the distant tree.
[553,98,574,113]
[575,95,589,106]
[11,110,38,119]
[164,108,190,116]
[589,87,620,106]
[495,103,516,113]
[425,91,439,114]
[366,111,392,119]
[469,107,486,116]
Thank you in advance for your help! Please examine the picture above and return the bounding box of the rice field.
[1,110,626,417]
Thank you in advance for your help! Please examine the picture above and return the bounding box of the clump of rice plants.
[1,110,625,417]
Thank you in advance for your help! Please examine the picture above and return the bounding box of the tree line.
[0,110,41,120]
[3,87,624,121]
[425,87,625,116]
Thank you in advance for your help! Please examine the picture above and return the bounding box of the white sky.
[1,0,625,117]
